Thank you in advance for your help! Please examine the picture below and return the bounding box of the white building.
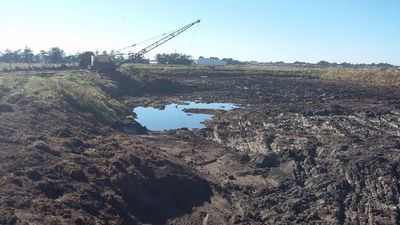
[196,58,228,66]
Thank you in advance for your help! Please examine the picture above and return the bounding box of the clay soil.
[1,70,399,225]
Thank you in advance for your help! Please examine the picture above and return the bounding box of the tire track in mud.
[149,73,400,224]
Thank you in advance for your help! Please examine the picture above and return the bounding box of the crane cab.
[79,52,116,71]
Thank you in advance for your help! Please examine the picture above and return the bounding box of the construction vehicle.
[79,19,200,71]
[78,52,116,71]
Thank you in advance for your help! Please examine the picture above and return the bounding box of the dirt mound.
[0,98,213,224]
[0,71,212,225]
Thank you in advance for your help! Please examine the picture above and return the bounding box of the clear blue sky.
[1,0,399,64]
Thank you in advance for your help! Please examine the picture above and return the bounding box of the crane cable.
[185,22,199,55]
[117,26,184,52]
[117,33,168,52]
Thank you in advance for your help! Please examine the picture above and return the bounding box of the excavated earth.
[1,70,400,225]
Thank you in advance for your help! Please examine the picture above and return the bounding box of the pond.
[133,101,239,131]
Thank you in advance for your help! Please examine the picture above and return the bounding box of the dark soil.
[1,70,399,225]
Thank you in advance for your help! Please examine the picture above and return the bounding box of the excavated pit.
[1,70,399,224]
[136,72,400,224]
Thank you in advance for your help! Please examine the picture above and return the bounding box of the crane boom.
[120,19,200,65]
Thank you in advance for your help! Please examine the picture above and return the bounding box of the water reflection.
[133,101,238,131]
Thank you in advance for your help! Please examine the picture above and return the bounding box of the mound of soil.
[0,71,212,225]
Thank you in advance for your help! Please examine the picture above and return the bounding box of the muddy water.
[133,101,238,131]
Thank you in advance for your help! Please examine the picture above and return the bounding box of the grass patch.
[126,115,135,121]
[121,64,400,85]
[0,63,78,72]
[0,75,28,91]
[25,73,121,125]
[0,72,122,125]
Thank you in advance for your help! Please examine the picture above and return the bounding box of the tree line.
[1,47,396,68]
[0,46,244,66]
[0,47,197,65]
[0,47,77,65]
[293,60,396,68]
[155,53,193,65]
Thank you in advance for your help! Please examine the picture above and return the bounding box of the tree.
[376,63,394,68]
[156,53,193,65]
[33,54,41,63]
[127,54,149,64]
[340,62,352,68]
[221,58,245,65]
[110,50,124,62]
[2,49,14,67]
[316,60,330,67]
[12,49,22,63]
[48,47,65,63]
[63,55,78,63]
[39,50,48,64]
[23,47,34,66]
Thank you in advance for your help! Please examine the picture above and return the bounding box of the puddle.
[133,101,238,131]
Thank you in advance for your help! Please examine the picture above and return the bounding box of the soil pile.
[0,71,212,225]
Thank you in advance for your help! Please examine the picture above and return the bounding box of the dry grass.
[121,64,400,86]
[0,72,122,125]
[0,63,78,71]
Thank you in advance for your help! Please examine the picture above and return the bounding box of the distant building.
[196,58,227,66]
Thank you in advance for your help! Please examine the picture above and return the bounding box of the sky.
[0,0,399,65]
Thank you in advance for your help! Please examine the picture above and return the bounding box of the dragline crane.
[120,19,200,65]
[78,20,200,71]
